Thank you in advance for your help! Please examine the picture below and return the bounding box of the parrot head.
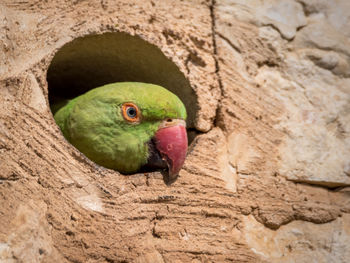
[54,82,188,181]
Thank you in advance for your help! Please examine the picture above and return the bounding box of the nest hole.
[47,32,197,133]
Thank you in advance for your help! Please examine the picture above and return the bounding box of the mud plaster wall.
[0,0,349,262]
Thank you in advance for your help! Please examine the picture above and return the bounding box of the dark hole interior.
[47,32,197,130]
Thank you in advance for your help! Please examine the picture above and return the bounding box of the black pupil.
[127,107,137,118]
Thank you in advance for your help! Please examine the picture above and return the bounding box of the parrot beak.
[153,119,188,182]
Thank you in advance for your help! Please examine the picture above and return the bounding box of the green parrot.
[54,82,188,180]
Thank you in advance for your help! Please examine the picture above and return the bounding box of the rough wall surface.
[0,0,349,262]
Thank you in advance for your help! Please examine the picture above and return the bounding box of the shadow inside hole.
[47,32,197,132]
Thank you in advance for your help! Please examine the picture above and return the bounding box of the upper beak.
[154,119,188,181]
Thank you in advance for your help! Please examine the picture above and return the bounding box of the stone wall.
[0,0,349,262]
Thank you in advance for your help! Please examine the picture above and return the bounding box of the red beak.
[154,120,188,181]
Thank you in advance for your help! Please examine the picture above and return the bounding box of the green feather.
[54,82,187,174]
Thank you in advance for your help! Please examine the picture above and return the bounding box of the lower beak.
[154,119,188,181]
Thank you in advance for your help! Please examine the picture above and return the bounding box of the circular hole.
[46,32,200,178]
[47,32,197,129]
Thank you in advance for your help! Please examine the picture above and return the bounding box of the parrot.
[53,82,188,181]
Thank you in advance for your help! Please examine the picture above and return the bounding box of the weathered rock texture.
[0,0,349,262]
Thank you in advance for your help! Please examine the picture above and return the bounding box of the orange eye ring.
[121,103,141,123]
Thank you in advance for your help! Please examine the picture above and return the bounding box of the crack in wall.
[209,0,224,128]
[290,180,350,191]
[216,32,241,54]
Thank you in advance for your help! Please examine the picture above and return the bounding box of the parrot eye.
[122,103,140,122]
[127,107,136,117]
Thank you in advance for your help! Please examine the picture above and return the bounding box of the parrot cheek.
[154,125,188,180]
